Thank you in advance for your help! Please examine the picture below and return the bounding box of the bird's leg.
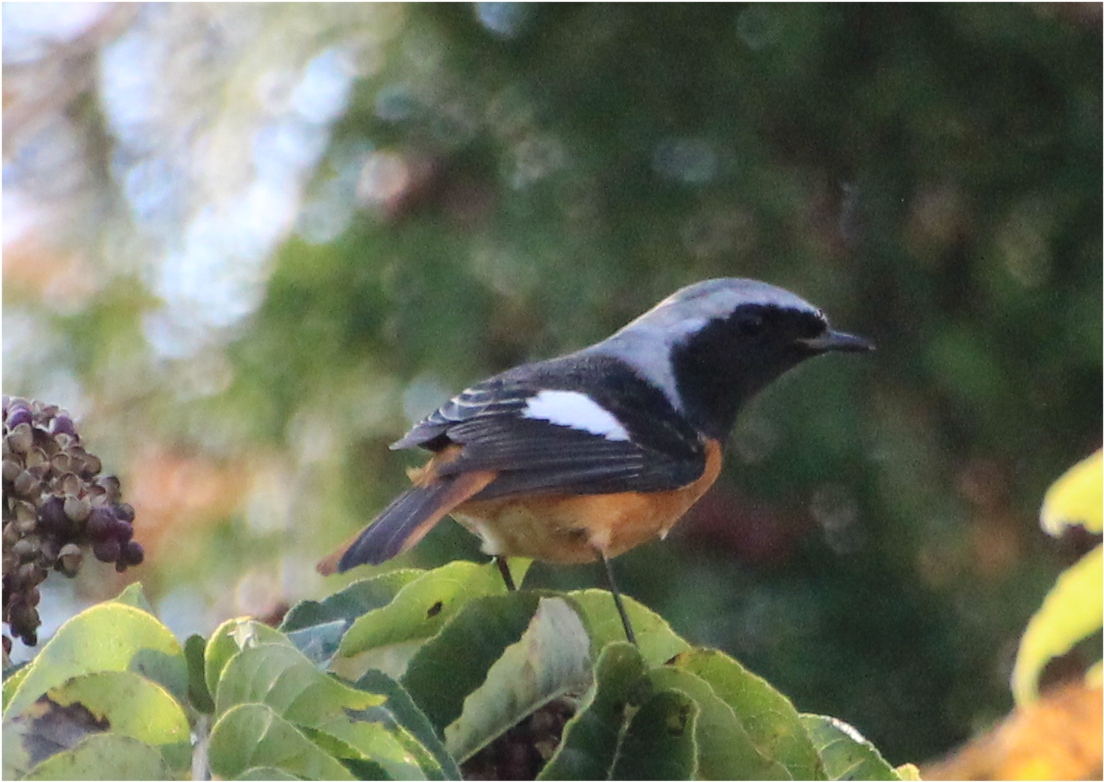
[598,551,637,646]
[495,556,517,592]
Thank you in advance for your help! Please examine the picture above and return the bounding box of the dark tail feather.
[316,470,495,576]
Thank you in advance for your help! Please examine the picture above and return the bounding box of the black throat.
[669,317,808,441]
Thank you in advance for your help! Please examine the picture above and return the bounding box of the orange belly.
[451,439,722,563]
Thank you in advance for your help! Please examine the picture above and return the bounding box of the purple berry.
[124,541,144,566]
[92,538,120,563]
[114,519,134,543]
[85,507,115,539]
[6,407,32,429]
[51,415,76,436]
[38,497,67,534]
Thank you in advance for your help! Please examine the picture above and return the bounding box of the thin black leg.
[599,552,637,646]
[495,556,517,592]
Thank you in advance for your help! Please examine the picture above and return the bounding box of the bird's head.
[604,278,873,439]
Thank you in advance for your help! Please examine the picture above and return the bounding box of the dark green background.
[4,3,1100,766]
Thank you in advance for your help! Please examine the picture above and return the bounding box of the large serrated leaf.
[213,642,383,720]
[336,561,510,669]
[537,641,647,781]
[3,603,187,720]
[281,569,426,633]
[443,597,593,762]
[216,641,433,779]
[22,733,172,780]
[648,666,790,780]
[611,688,699,780]
[354,669,462,780]
[298,725,396,780]
[673,648,824,780]
[401,591,543,734]
[801,714,901,781]
[567,589,690,666]
[42,671,191,771]
[208,702,354,780]
[204,618,292,701]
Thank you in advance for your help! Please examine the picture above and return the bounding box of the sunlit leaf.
[214,642,382,720]
[204,618,292,702]
[354,669,462,780]
[801,714,901,780]
[567,588,690,666]
[22,733,171,781]
[1040,449,1102,536]
[401,591,543,733]
[3,603,187,720]
[649,666,789,779]
[1012,544,1103,704]
[208,702,354,780]
[111,583,154,614]
[280,569,426,633]
[673,648,824,779]
[334,560,516,680]
[234,766,301,780]
[443,596,593,762]
[45,671,190,771]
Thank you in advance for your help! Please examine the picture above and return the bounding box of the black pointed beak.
[800,329,874,354]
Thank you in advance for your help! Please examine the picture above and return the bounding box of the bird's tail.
[316,469,495,575]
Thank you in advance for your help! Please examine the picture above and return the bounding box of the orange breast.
[451,439,723,564]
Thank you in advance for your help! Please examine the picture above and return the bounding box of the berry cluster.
[3,397,142,650]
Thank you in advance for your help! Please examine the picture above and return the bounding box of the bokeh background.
[3,2,1100,766]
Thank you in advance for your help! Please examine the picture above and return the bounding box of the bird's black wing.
[392,354,707,499]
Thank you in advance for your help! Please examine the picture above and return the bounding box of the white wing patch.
[522,390,631,441]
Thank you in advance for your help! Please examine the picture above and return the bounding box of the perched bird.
[318,278,872,643]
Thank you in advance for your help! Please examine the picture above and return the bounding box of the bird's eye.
[737,315,764,337]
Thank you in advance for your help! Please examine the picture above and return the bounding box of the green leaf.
[216,642,434,780]
[285,620,347,667]
[185,633,215,714]
[538,642,648,781]
[611,689,699,780]
[801,714,901,781]
[673,648,824,779]
[335,560,514,681]
[1040,449,1102,536]
[443,597,593,762]
[208,702,354,780]
[401,591,542,734]
[298,725,393,780]
[3,664,30,704]
[354,669,462,780]
[214,642,383,720]
[204,618,292,701]
[280,569,426,633]
[111,583,155,614]
[567,589,691,666]
[648,666,790,779]
[1011,544,1103,704]
[22,733,171,780]
[44,671,191,771]
[3,603,187,720]
[234,766,302,780]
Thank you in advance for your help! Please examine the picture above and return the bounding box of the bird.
[318,278,872,643]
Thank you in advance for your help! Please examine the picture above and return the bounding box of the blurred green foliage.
[2,2,1100,767]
